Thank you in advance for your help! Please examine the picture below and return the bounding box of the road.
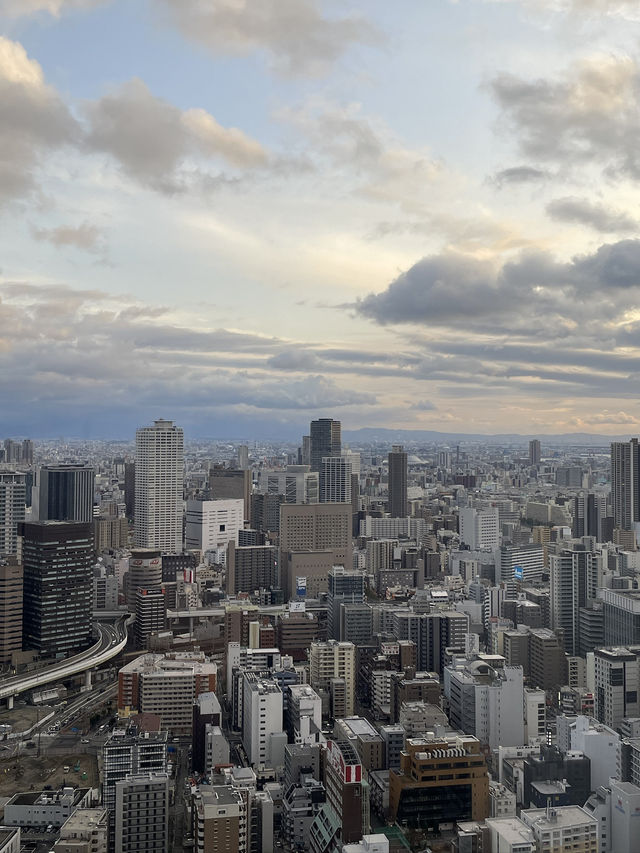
[0,618,128,705]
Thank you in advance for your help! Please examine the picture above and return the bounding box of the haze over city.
[2,1,640,437]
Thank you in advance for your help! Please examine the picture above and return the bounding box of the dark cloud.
[491,56,640,179]
[491,166,549,186]
[357,239,640,330]
[158,0,378,77]
[546,196,638,233]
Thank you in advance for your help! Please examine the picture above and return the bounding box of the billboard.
[513,565,523,581]
[296,576,307,597]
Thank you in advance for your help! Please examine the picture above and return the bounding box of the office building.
[309,640,356,718]
[124,462,135,520]
[529,440,541,465]
[496,544,544,584]
[125,549,162,608]
[114,773,169,853]
[185,499,244,552]
[236,445,249,470]
[460,508,499,551]
[192,786,247,853]
[134,588,166,647]
[0,473,25,557]
[611,438,640,531]
[36,464,94,523]
[3,786,92,828]
[227,542,278,595]
[389,735,489,829]
[485,818,534,853]
[594,646,640,729]
[192,692,223,773]
[388,445,408,518]
[279,502,352,598]
[208,467,251,521]
[309,419,341,473]
[550,547,599,656]
[94,515,129,553]
[20,521,93,658]
[118,652,217,734]
[602,588,640,646]
[259,468,319,504]
[327,566,365,641]
[134,419,184,553]
[54,808,108,853]
[276,610,320,661]
[0,557,22,665]
[320,456,352,504]
[334,717,384,772]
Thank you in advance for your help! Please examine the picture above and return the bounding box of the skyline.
[2,1,640,436]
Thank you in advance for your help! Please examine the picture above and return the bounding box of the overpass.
[0,618,129,708]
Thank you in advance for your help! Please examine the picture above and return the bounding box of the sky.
[1,0,640,439]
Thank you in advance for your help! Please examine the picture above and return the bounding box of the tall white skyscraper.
[134,419,184,552]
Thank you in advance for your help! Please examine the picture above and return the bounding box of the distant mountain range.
[342,428,633,446]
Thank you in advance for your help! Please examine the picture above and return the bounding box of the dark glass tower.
[388,444,408,518]
[37,464,95,523]
[20,521,93,657]
[309,418,341,473]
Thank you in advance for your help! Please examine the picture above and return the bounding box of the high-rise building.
[309,640,356,718]
[123,462,135,520]
[242,673,284,768]
[21,439,34,466]
[550,546,599,656]
[125,549,163,608]
[327,566,365,641]
[0,557,22,665]
[279,502,352,598]
[309,419,341,473]
[594,646,640,730]
[134,588,166,648]
[114,773,169,853]
[102,723,168,847]
[528,439,541,465]
[320,456,351,503]
[0,472,26,556]
[20,521,93,657]
[134,419,184,553]
[611,439,640,531]
[227,542,278,595]
[208,467,251,521]
[388,445,408,518]
[236,445,249,470]
[36,464,95,523]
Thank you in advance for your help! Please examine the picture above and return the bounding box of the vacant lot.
[0,750,98,799]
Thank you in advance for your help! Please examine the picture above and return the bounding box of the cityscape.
[0,422,639,853]
[4,1,640,853]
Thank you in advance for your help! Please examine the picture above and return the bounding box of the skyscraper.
[611,439,640,531]
[37,464,95,523]
[388,445,408,518]
[0,556,23,665]
[309,419,341,473]
[320,456,352,503]
[20,521,93,657]
[0,472,26,556]
[528,439,541,465]
[134,419,184,552]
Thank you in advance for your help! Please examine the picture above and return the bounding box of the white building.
[309,640,356,718]
[288,684,322,745]
[444,658,525,751]
[185,499,244,552]
[584,778,640,853]
[134,419,184,552]
[594,647,640,730]
[489,782,517,819]
[556,715,621,792]
[343,835,389,853]
[242,673,284,768]
[520,806,598,853]
[524,689,546,745]
[0,829,20,853]
[258,468,319,504]
[485,817,534,853]
[496,544,544,584]
[320,456,352,504]
[460,507,499,551]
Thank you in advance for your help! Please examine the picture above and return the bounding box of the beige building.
[118,652,217,734]
[54,808,107,853]
[193,786,247,853]
[0,558,22,665]
[280,503,352,598]
[309,640,355,718]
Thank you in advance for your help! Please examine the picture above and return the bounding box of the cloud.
[356,238,640,330]
[31,221,105,253]
[546,196,638,233]
[158,0,377,77]
[491,166,549,186]
[0,0,103,16]
[84,78,267,192]
[0,36,78,204]
[410,400,437,411]
[491,55,640,179]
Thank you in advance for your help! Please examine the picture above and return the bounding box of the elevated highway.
[0,618,128,708]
